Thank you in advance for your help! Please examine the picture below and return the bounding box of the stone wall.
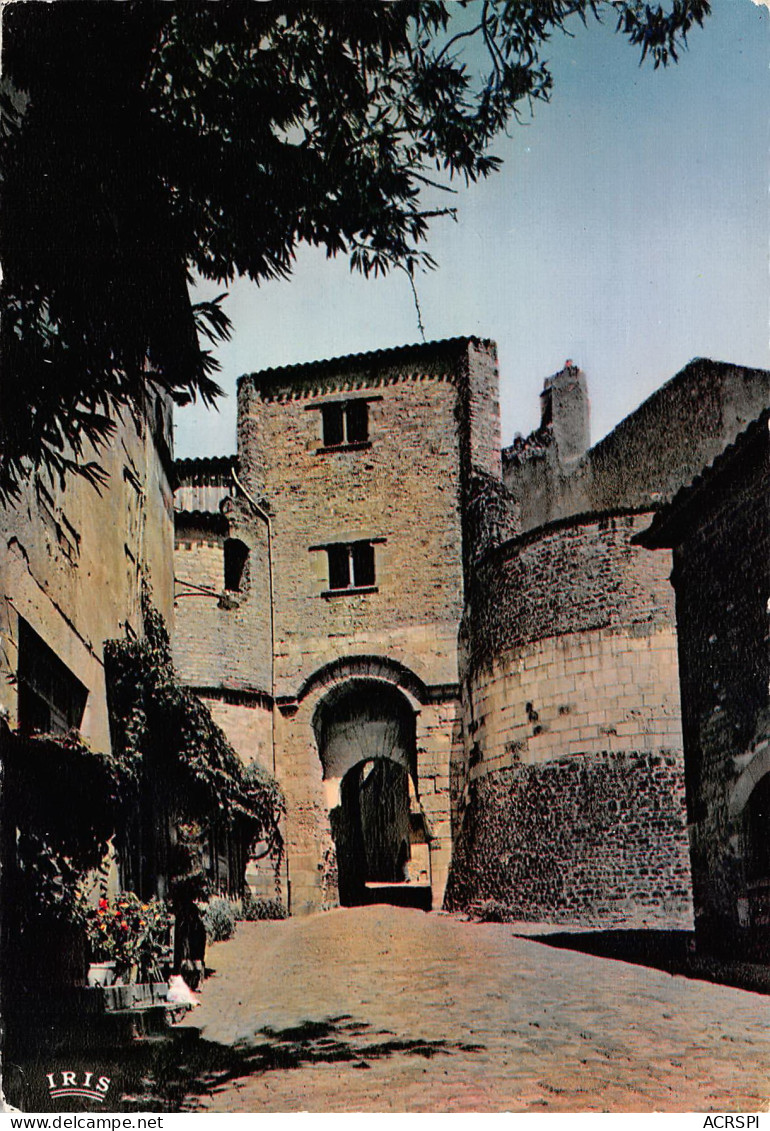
[465,624,682,778]
[504,359,770,533]
[445,358,770,928]
[449,511,694,927]
[456,338,503,487]
[468,513,675,671]
[197,692,279,901]
[173,503,272,695]
[228,338,500,911]
[237,355,476,697]
[0,393,174,754]
[642,415,770,956]
[197,693,273,771]
[445,749,692,927]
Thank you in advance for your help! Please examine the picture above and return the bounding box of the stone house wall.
[236,343,494,698]
[173,506,272,696]
[173,473,278,898]
[640,415,770,957]
[0,394,174,755]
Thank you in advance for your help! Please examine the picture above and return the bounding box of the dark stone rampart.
[444,751,693,928]
[468,511,674,673]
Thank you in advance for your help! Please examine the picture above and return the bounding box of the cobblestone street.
[167,906,770,1113]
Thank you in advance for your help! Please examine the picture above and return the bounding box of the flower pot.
[87,961,117,987]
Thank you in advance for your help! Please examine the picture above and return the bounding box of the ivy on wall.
[2,725,135,923]
[3,589,283,949]
[104,593,284,871]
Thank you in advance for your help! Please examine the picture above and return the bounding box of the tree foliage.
[0,0,710,497]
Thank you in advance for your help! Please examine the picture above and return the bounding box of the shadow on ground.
[134,1015,485,1112]
[5,1015,486,1112]
[361,884,432,911]
[524,929,770,996]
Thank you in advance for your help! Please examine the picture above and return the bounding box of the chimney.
[539,360,590,466]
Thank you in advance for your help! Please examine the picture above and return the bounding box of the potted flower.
[84,893,173,984]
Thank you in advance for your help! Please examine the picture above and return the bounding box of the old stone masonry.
[172,339,770,934]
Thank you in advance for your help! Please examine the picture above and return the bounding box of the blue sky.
[176,0,769,458]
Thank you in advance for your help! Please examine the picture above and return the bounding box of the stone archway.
[313,679,429,907]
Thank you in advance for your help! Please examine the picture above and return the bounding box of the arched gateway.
[313,680,431,907]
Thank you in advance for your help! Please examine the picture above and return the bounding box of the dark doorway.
[332,758,411,903]
[315,680,430,908]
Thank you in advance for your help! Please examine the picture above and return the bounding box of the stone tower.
[174,337,501,913]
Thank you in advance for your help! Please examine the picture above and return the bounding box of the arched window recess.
[223,537,249,593]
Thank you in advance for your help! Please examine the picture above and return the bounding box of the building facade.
[175,338,500,913]
[447,358,770,926]
[640,412,770,958]
[0,394,176,1019]
[173,342,770,927]
[0,390,263,1011]
[0,395,175,752]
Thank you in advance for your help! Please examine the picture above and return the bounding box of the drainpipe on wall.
[232,468,294,916]
[230,468,276,777]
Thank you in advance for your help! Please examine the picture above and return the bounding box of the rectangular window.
[325,541,377,592]
[17,619,88,736]
[321,400,369,448]
[351,540,375,587]
[345,399,369,444]
[327,544,352,591]
[321,404,345,448]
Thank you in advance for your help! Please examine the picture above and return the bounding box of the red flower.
[98,898,109,911]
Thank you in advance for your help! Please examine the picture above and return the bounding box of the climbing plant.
[103,592,284,882]
[0,724,138,1000]
[2,725,136,923]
